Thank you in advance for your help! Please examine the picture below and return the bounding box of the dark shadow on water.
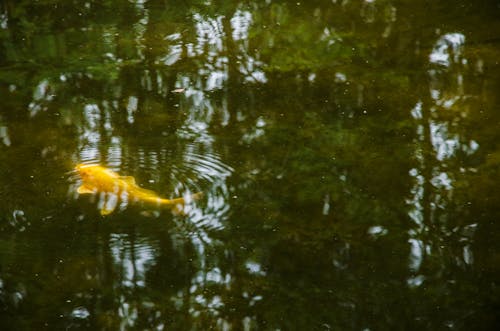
[1,0,500,330]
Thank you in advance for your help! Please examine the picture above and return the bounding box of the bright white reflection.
[107,136,123,168]
[240,56,267,83]
[0,11,7,29]
[407,168,424,226]
[109,233,157,288]
[321,27,343,47]
[165,32,181,41]
[463,244,473,265]
[132,0,147,6]
[71,306,90,319]
[335,72,347,83]
[180,143,233,233]
[410,101,422,120]
[242,116,266,143]
[163,44,182,66]
[367,225,388,238]
[191,10,267,89]
[118,296,139,330]
[28,79,54,117]
[132,0,148,61]
[408,238,423,272]
[407,275,425,288]
[231,10,252,41]
[429,33,465,67]
[206,69,227,91]
[407,31,477,276]
[431,171,452,190]
[194,13,224,56]
[79,103,101,162]
[430,122,459,161]
[126,96,138,124]
[231,10,267,83]
[78,102,123,166]
[246,261,265,276]
[0,125,10,146]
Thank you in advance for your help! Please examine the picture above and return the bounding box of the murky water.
[1,1,500,330]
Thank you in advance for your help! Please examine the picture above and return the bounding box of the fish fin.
[99,194,118,216]
[119,176,136,185]
[100,206,116,216]
[77,185,95,194]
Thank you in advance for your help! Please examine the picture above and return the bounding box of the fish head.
[75,164,100,181]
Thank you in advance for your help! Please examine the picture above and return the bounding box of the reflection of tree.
[1,0,500,330]
[404,12,500,329]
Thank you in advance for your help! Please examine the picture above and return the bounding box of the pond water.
[1,1,500,330]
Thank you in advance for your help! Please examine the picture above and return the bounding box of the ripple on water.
[172,146,233,233]
[70,143,233,233]
[109,233,158,288]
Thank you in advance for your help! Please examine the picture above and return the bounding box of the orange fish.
[75,164,200,215]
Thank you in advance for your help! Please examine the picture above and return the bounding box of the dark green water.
[1,0,500,330]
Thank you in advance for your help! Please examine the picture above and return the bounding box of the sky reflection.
[1,1,499,330]
[406,30,481,282]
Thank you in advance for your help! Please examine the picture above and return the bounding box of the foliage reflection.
[0,0,499,330]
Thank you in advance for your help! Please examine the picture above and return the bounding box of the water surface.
[1,0,500,330]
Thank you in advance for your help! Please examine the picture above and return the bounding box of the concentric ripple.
[69,141,234,233]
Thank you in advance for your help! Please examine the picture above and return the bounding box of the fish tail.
[159,197,186,205]
[159,192,203,205]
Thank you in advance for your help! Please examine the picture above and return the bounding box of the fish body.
[75,164,197,215]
